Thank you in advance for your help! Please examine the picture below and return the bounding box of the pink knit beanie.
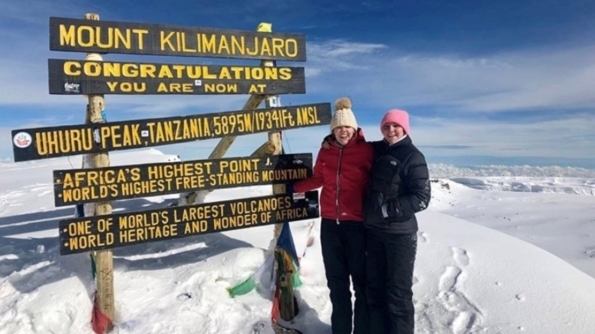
[380,109,410,134]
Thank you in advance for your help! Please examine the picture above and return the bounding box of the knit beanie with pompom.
[330,97,358,131]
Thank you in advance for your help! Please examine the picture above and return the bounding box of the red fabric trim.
[91,292,112,334]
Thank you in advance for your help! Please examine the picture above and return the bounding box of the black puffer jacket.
[363,136,431,234]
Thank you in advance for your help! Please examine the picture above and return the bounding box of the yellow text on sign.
[63,218,115,252]
[62,61,293,80]
[37,105,323,157]
[59,24,301,59]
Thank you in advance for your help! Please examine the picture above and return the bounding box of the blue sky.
[1,0,594,168]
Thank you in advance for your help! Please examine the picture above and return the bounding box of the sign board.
[58,191,319,255]
[53,153,312,207]
[48,59,306,95]
[49,17,306,61]
[12,103,331,162]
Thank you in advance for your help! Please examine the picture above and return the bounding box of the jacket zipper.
[335,147,343,224]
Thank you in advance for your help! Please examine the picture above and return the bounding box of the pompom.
[334,97,352,111]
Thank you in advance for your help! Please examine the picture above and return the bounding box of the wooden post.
[264,94,286,253]
[256,24,298,323]
[251,140,277,156]
[84,13,115,333]
[238,23,286,252]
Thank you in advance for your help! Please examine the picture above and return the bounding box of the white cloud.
[306,40,387,76]
[309,40,387,58]
[305,41,595,113]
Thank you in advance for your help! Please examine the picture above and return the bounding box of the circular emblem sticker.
[13,132,32,149]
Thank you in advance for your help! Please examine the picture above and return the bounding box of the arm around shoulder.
[293,148,327,192]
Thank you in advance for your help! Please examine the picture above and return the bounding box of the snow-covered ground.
[1,149,595,334]
[431,178,595,279]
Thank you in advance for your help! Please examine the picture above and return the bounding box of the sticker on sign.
[13,132,32,148]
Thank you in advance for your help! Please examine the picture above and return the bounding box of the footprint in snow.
[451,247,470,267]
[439,266,462,292]
[452,311,477,334]
[438,266,484,333]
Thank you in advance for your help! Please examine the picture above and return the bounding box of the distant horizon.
[3,132,594,170]
[424,155,595,170]
[2,147,595,178]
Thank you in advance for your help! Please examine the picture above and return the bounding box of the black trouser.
[321,219,369,334]
[366,229,417,334]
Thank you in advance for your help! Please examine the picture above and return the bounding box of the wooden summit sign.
[39,12,318,328]
[58,191,319,255]
[11,103,331,162]
[49,17,306,61]
[48,59,306,95]
[53,153,313,207]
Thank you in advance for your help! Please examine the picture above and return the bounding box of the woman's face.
[333,126,356,146]
[381,123,405,145]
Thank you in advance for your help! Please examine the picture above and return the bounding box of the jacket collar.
[380,135,412,149]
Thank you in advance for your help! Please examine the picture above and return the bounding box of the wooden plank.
[11,103,331,162]
[53,153,313,207]
[49,17,306,61]
[58,191,319,255]
[48,59,306,95]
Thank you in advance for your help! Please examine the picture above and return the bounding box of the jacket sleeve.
[294,148,326,192]
[390,151,431,220]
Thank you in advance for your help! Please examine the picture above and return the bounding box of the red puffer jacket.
[294,129,374,222]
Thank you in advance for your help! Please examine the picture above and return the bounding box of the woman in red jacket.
[294,97,374,334]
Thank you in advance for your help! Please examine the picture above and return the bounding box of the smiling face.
[381,122,405,145]
[333,126,356,146]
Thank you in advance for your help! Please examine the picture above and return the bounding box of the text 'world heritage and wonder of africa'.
[58,191,319,254]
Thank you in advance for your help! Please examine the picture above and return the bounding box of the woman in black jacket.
[364,109,431,334]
